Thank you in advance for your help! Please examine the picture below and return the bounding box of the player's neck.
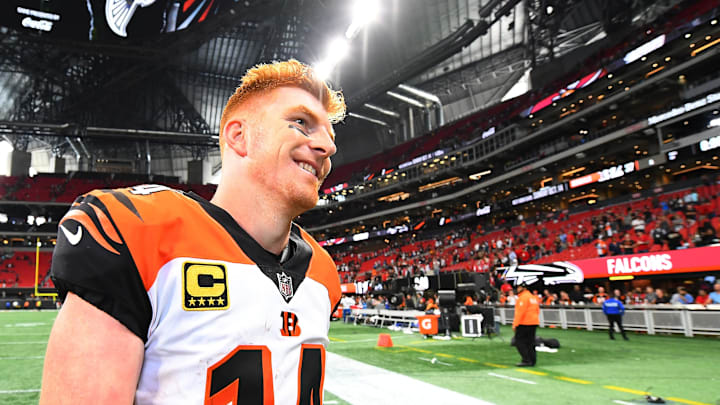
[211,185,292,256]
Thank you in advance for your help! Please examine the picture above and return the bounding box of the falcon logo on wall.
[501,262,584,287]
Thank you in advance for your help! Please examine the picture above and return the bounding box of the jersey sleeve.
[51,190,153,342]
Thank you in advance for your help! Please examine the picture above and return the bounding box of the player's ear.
[223,119,248,157]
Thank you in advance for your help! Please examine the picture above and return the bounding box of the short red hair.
[219,59,346,152]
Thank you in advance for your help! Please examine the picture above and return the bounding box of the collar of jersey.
[184,192,311,276]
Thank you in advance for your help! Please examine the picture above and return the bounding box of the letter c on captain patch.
[182,262,229,311]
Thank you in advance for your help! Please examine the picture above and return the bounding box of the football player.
[40,59,346,405]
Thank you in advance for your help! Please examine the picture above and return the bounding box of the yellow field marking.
[434,353,454,358]
[375,345,414,354]
[458,357,479,363]
[554,376,592,385]
[483,362,508,368]
[408,347,432,354]
[409,339,439,345]
[666,397,711,405]
[515,368,547,376]
[328,337,346,342]
[603,386,649,395]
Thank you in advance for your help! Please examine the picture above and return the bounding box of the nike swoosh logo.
[60,224,82,246]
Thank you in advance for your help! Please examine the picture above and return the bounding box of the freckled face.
[243,86,337,213]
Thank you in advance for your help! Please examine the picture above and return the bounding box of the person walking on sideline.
[513,282,540,367]
[602,290,629,340]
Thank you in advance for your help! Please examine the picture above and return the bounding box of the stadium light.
[314,37,350,80]
[0,140,13,176]
[386,91,425,108]
[0,140,13,154]
[346,0,380,39]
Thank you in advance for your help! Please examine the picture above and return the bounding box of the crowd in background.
[331,185,720,289]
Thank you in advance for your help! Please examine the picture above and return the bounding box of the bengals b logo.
[280,311,302,337]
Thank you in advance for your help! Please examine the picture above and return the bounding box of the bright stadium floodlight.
[314,37,350,80]
[0,140,13,154]
[0,140,13,176]
[329,37,350,60]
[346,0,380,38]
[314,60,334,81]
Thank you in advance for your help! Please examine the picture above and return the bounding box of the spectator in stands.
[595,235,609,257]
[542,289,555,305]
[630,287,644,305]
[654,288,670,304]
[619,233,636,255]
[631,214,646,234]
[652,216,670,245]
[666,218,684,250]
[670,287,693,305]
[405,293,417,310]
[685,203,697,223]
[593,286,609,304]
[709,283,720,304]
[570,285,585,304]
[425,293,439,313]
[558,291,571,306]
[602,290,628,340]
[644,286,657,304]
[42,60,346,404]
[506,289,518,305]
[695,289,710,306]
[608,234,622,256]
[512,281,540,367]
[622,208,633,232]
[697,216,718,246]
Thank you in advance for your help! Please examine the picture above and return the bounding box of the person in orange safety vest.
[512,281,540,367]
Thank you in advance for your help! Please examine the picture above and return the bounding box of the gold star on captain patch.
[188,298,196,306]
[198,297,206,306]
[217,297,225,306]
[208,298,216,306]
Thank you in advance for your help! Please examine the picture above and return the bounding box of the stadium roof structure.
[0,0,685,180]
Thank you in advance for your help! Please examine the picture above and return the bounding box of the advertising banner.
[570,246,720,279]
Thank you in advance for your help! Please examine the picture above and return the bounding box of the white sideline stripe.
[0,333,50,336]
[325,352,494,405]
[487,372,537,385]
[0,341,47,345]
[0,389,40,394]
[613,401,636,405]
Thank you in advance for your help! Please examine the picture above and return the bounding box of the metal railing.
[497,304,720,337]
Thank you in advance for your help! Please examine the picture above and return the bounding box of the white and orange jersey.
[51,184,341,405]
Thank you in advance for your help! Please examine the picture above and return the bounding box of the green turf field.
[327,321,719,405]
[1,310,717,405]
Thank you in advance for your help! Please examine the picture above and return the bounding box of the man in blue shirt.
[602,289,629,340]
[709,283,720,304]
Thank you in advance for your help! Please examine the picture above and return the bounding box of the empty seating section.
[0,252,53,288]
[333,184,720,283]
